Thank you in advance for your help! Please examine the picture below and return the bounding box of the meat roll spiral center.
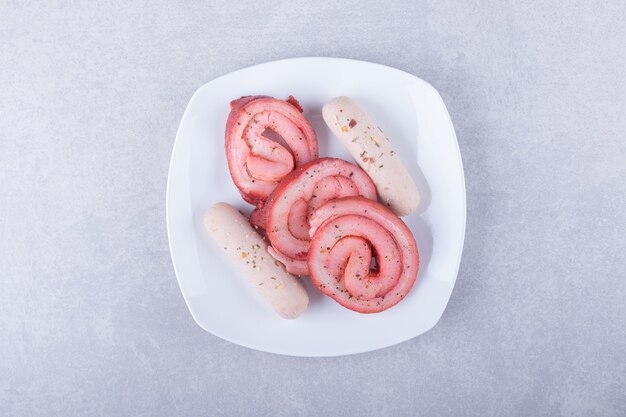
[264,158,377,276]
[225,96,318,206]
[307,197,419,313]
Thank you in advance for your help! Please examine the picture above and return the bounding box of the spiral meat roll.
[307,197,419,313]
[263,158,377,275]
[225,95,318,206]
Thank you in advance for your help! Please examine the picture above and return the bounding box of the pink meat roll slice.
[264,158,377,275]
[307,197,419,313]
[224,95,318,207]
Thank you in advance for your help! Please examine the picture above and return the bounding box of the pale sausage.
[204,202,309,319]
[322,96,420,216]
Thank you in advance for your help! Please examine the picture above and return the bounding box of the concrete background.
[1,1,625,416]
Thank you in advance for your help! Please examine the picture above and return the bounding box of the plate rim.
[166,56,466,357]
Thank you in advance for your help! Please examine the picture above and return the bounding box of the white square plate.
[166,57,465,356]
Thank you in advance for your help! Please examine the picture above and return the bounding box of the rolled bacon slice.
[264,158,377,275]
[307,197,419,313]
[225,95,318,206]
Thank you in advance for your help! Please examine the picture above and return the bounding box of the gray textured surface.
[1,1,625,416]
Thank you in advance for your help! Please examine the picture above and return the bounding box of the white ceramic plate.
[167,57,465,357]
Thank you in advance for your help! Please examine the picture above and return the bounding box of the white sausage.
[204,202,309,319]
[322,96,420,216]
